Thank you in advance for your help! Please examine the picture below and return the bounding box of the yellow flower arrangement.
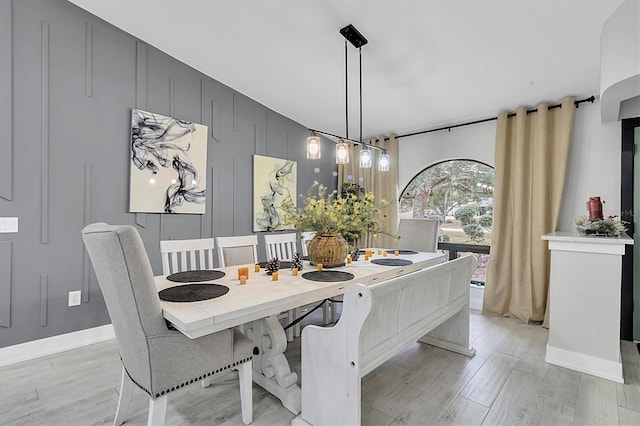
[282,181,391,247]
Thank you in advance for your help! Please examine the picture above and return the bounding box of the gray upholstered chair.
[81,223,253,426]
[396,218,440,252]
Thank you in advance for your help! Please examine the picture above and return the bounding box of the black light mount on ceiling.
[340,24,368,48]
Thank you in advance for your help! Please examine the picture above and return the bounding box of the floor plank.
[417,352,487,410]
[436,396,488,425]
[539,364,581,408]
[618,406,640,426]
[572,374,619,426]
[459,351,519,407]
[482,369,543,425]
[528,396,575,426]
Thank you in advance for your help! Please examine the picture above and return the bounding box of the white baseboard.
[0,324,115,367]
[545,343,623,383]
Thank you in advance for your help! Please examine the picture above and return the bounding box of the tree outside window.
[400,160,494,283]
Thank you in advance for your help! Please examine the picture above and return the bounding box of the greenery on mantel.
[575,215,628,237]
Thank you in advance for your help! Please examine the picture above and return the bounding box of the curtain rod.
[392,95,596,141]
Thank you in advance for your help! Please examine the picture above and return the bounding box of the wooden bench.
[293,255,478,425]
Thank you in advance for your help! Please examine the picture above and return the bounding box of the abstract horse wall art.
[253,154,297,231]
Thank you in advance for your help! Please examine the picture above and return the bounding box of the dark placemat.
[386,249,418,255]
[371,258,413,266]
[159,283,229,302]
[302,270,355,282]
[166,270,226,283]
[259,260,293,269]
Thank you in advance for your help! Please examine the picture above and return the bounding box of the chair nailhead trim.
[150,356,253,398]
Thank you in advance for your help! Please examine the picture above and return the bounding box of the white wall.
[558,98,621,230]
[398,98,621,232]
[399,121,496,193]
[600,0,640,123]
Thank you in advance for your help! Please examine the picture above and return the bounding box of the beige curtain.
[483,97,575,325]
[338,134,399,248]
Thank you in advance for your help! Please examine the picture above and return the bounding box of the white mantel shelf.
[542,231,632,383]
[541,231,632,255]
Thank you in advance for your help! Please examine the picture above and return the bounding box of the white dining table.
[156,249,445,414]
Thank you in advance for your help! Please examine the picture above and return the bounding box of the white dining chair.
[215,235,259,268]
[264,232,298,261]
[263,232,304,341]
[396,218,440,252]
[297,231,335,325]
[160,238,216,275]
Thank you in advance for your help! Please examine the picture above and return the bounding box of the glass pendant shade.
[306,135,321,159]
[359,146,372,168]
[336,141,349,164]
[378,151,390,171]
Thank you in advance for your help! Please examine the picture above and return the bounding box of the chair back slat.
[264,233,297,261]
[159,238,216,275]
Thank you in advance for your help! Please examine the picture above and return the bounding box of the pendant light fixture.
[336,140,349,164]
[359,145,372,168]
[378,150,390,171]
[306,131,321,159]
[339,25,372,169]
[308,24,389,171]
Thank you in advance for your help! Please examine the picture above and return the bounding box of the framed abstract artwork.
[253,154,297,232]
[129,109,208,214]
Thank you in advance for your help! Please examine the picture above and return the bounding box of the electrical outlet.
[68,291,81,307]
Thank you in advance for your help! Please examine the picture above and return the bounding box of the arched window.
[400,159,494,292]
[400,159,494,245]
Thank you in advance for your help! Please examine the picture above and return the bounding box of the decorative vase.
[586,196,603,221]
[307,233,349,268]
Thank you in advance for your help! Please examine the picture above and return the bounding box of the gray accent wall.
[0,0,337,348]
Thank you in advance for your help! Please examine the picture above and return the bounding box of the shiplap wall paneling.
[40,21,49,245]
[82,163,92,303]
[0,0,12,201]
[134,41,147,228]
[0,242,11,328]
[85,23,92,97]
[40,274,47,327]
[1,0,333,348]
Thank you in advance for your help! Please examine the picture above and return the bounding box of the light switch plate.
[0,217,18,233]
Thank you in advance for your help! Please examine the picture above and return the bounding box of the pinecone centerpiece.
[291,253,304,271]
[350,248,360,262]
[265,257,280,275]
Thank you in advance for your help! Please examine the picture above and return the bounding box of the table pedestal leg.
[245,315,301,414]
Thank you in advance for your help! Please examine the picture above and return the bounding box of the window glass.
[400,159,494,246]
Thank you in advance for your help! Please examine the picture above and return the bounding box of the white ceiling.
[69,0,623,140]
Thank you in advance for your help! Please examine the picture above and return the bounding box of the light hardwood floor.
[2,311,640,425]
